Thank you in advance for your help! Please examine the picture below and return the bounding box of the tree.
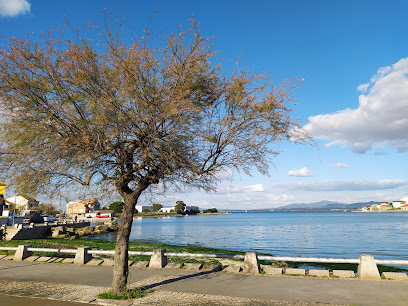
[203,208,217,213]
[152,203,163,212]
[32,204,60,216]
[0,16,307,293]
[175,201,186,214]
[109,201,124,213]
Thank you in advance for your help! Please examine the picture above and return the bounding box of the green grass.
[97,286,154,300]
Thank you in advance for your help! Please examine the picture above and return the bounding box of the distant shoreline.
[352,210,408,213]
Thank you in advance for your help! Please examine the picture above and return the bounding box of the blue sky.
[1,0,408,209]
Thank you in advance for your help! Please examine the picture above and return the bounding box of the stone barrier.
[243,251,260,274]
[149,248,167,269]
[2,245,408,280]
[13,244,32,261]
[357,254,381,280]
[74,246,92,265]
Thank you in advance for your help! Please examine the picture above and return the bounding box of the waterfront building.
[66,198,101,218]
[135,205,153,213]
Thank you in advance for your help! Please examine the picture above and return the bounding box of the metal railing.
[1,246,408,265]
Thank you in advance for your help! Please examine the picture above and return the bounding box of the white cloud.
[288,167,313,177]
[357,83,369,93]
[0,0,30,17]
[329,162,349,168]
[265,193,294,202]
[214,169,233,180]
[304,57,408,153]
[216,183,264,194]
[244,184,264,192]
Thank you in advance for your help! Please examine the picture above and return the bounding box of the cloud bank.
[304,57,408,153]
[274,179,408,192]
[0,0,30,17]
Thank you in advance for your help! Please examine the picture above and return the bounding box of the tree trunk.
[111,192,138,294]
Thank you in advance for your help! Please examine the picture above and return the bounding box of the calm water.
[94,211,408,260]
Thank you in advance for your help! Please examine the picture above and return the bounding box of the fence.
[1,245,408,280]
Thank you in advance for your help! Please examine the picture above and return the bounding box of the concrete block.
[61,258,74,264]
[14,245,32,261]
[358,254,381,280]
[243,252,260,274]
[100,259,114,266]
[308,269,330,277]
[74,246,92,265]
[201,264,222,272]
[285,268,306,276]
[183,263,203,271]
[86,259,104,266]
[52,258,65,263]
[333,270,355,278]
[382,272,408,280]
[223,265,242,273]
[149,249,167,269]
[3,256,14,260]
[131,261,149,268]
[262,267,283,276]
[164,262,182,269]
[0,255,7,260]
[36,256,53,262]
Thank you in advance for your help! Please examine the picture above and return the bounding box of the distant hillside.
[276,200,378,210]
[277,200,341,210]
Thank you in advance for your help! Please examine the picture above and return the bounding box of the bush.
[97,286,154,300]
[186,208,200,215]
[203,208,218,213]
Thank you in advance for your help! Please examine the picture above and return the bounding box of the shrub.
[97,286,154,300]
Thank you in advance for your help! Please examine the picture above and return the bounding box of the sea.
[92,211,408,260]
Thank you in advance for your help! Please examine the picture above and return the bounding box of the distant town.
[0,191,221,226]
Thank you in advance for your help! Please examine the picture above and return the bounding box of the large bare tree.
[0,17,307,293]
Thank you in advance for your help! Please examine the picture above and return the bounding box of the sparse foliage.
[152,203,163,212]
[31,204,60,216]
[0,14,307,293]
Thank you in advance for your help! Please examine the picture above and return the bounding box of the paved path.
[0,294,87,306]
[0,261,407,305]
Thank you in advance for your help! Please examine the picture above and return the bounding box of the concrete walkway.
[0,261,407,305]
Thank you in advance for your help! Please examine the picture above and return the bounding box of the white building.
[392,201,406,208]
[136,205,153,213]
[160,206,175,213]
[6,195,39,211]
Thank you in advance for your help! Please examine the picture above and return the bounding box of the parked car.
[42,214,54,222]
[29,212,44,223]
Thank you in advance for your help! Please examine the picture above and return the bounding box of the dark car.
[29,212,44,223]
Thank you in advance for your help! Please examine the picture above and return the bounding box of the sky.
[1,0,408,210]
